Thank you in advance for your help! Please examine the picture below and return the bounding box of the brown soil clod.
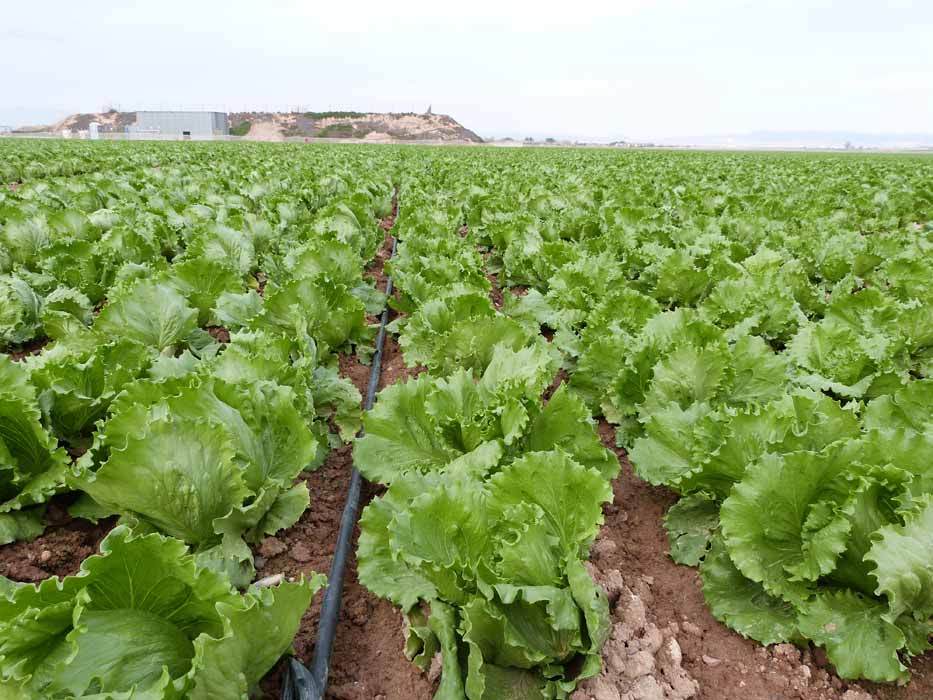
[543,368,569,402]
[206,325,230,344]
[338,352,372,396]
[7,336,50,361]
[572,564,699,700]
[255,271,268,296]
[486,271,504,310]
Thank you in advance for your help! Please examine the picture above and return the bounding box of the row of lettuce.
[0,141,393,698]
[410,148,932,684]
[0,139,225,183]
[352,164,622,700]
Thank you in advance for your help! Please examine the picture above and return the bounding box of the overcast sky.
[2,0,931,140]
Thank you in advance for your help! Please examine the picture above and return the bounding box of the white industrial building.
[129,111,229,139]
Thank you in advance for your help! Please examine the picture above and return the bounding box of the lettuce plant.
[360,451,611,700]
[0,356,68,544]
[73,373,323,585]
[0,526,324,699]
[355,345,617,484]
[0,275,42,347]
[356,343,618,698]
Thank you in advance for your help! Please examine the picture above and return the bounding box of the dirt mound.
[227,111,483,142]
[573,565,699,700]
[48,110,135,133]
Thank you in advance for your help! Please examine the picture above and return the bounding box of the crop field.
[1,139,932,700]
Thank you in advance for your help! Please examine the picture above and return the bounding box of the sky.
[2,0,932,141]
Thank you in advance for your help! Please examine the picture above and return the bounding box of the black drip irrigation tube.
[283,236,398,700]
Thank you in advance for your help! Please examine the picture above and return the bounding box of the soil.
[6,336,50,361]
[378,333,425,389]
[338,352,372,396]
[239,118,287,142]
[573,563,699,700]
[368,237,393,296]
[543,367,569,401]
[486,271,504,310]
[206,325,231,344]
[470,238,504,310]
[256,444,434,700]
[868,660,933,700]
[0,498,115,581]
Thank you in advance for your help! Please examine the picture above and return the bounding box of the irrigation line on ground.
[283,235,398,700]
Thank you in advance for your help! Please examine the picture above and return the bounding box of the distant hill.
[228,111,483,143]
[43,110,137,133]
[28,109,483,143]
